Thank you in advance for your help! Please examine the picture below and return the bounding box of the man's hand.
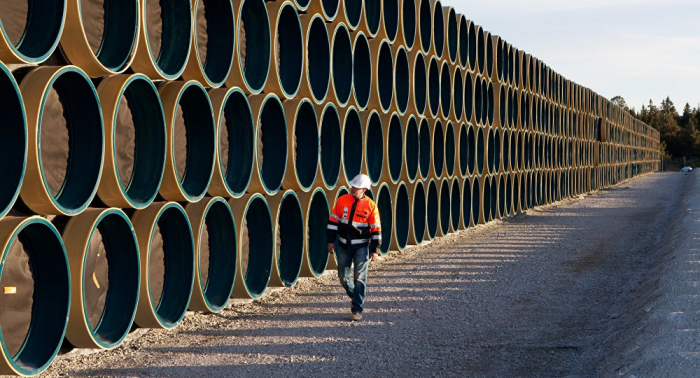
[370,252,379,262]
[327,243,335,254]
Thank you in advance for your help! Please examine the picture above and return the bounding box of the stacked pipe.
[0,0,660,375]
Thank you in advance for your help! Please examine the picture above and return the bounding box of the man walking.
[327,174,382,321]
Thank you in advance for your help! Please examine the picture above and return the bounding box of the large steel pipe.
[61,0,139,76]
[402,115,420,183]
[60,208,139,349]
[283,99,319,192]
[453,67,464,122]
[418,117,431,180]
[409,50,427,116]
[341,0,362,30]
[430,0,444,59]
[248,93,288,195]
[131,202,195,329]
[0,64,26,219]
[307,0,340,21]
[397,0,416,49]
[329,23,353,106]
[0,0,65,64]
[97,74,166,209]
[437,178,450,237]
[298,188,330,277]
[480,174,491,223]
[463,70,474,124]
[226,0,271,94]
[374,183,392,255]
[341,106,364,186]
[363,110,383,185]
[450,178,461,232]
[390,182,410,252]
[457,14,469,70]
[0,217,69,377]
[299,14,330,104]
[380,113,404,184]
[461,176,473,229]
[182,0,236,87]
[416,0,431,54]
[394,45,410,115]
[132,0,192,81]
[425,178,439,240]
[158,80,216,203]
[208,87,255,198]
[317,103,342,189]
[408,180,426,245]
[358,0,381,38]
[444,6,458,64]
[228,194,273,299]
[444,121,456,178]
[185,197,237,313]
[267,190,304,287]
[264,1,303,99]
[352,31,371,110]
[368,38,394,113]
[431,119,445,179]
[18,66,104,216]
[381,0,399,43]
[439,60,452,120]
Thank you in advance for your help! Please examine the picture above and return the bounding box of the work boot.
[350,312,362,321]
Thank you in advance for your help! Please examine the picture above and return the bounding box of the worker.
[327,174,382,321]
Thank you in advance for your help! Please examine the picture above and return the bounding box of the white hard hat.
[349,174,372,190]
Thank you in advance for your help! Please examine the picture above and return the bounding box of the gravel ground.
[30,172,696,377]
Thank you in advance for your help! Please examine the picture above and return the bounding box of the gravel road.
[34,172,697,377]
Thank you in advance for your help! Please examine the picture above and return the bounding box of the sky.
[440,0,700,112]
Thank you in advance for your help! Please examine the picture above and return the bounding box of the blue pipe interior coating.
[376,184,393,255]
[450,179,460,231]
[319,105,341,188]
[462,177,472,229]
[293,101,319,189]
[307,17,330,102]
[242,195,273,297]
[0,218,69,376]
[306,190,330,276]
[440,61,451,118]
[394,183,409,250]
[238,0,271,92]
[404,117,419,182]
[331,23,352,105]
[220,89,255,196]
[277,193,303,287]
[418,0,431,53]
[418,117,431,179]
[199,199,237,311]
[365,112,383,184]
[387,115,403,182]
[352,33,371,109]
[426,179,438,239]
[394,47,409,114]
[439,180,449,235]
[146,0,193,79]
[401,0,416,49]
[377,41,393,112]
[0,63,26,218]
[342,108,363,182]
[412,181,426,244]
[0,0,66,63]
[276,3,303,97]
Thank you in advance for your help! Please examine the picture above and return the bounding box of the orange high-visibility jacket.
[327,193,382,253]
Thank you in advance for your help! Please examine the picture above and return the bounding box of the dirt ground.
[34,171,698,377]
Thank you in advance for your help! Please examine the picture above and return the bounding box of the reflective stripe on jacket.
[327,193,382,252]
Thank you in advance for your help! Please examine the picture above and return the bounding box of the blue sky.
[440,0,700,112]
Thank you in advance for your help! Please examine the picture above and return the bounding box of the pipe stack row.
[0,0,660,375]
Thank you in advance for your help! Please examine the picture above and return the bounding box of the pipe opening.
[331,24,353,105]
[276,193,303,286]
[450,179,460,231]
[144,0,192,79]
[458,16,468,68]
[388,114,403,182]
[439,179,450,235]
[485,31,493,76]
[376,185,392,255]
[377,41,393,112]
[352,32,371,109]
[79,0,139,72]
[426,179,438,239]
[432,120,444,179]
[418,0,431,53]
[241,196,273,297]
[394,47,409,114]
[418,118,431,180]
[146,204,194,327]
[493,128,501,173]
[342,108,363,182]
[220,89,255,196]
[257,95,288,193]
[109,77,166,207]
[427,57,439,117]
[33,68,103,215]
[453,68,463,121]
[394,183,409,250]
[439,61,451,118]
[467,21,476,69]
[383,0,399,42]
[471,177,480,224]
[458,123,468,177]
[476,127,485,175]
[365,112,383,184]
[0,219,68,376]
[307,16,330,102]
[498,175,505,218]
[463,71,473,121]
[0,65,25,217]
[476,26,484,73]
[473,75,483,125]
[462,178,472,228]
[0,0,64,63]
[412,181,426,244]
[276,3,303,97]
[412,52,427,115]
[499,85,507,128]
[490,176,497,220]
[173,83,216,201]
[503,130,511,171]
[194,0,235,86]
[401,0,416,49]
[343,0,362,29]
[306,190,329,276]
[319,0,340,19]
[238,0,271,92]
[196,199,236,311]
[363,0,381,36]
[431,1,444,58]
[444,122,455,177]
[487,81,495,126]
[292,101,319,190]
[319,105,341,188]
[482,176,491,222]
[404,117,419,182]
[446,8,457,63]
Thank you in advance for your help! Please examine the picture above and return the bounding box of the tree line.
[613,96,700,165]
